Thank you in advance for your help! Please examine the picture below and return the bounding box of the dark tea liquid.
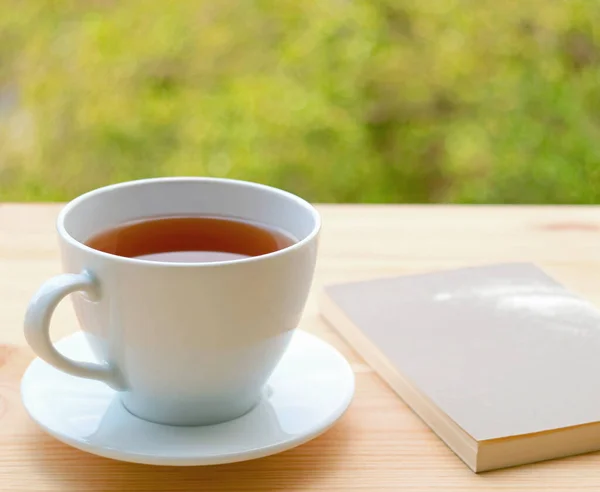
[85,215,296,263]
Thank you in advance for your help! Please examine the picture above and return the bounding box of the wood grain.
[2,203,600,490]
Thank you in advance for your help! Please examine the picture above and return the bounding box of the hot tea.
[85,215,296,263]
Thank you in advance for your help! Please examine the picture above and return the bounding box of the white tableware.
[21,330,355,465]
[24,178,320,426]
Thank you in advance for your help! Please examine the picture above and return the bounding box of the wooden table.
[2,204,600,491]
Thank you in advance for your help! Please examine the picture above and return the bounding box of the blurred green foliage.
[1,0,599,203]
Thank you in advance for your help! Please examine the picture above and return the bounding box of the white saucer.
[21,330,354,466]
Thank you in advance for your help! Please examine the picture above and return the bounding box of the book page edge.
[478,420,600,471]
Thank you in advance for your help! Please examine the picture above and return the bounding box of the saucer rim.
[21,330,355,466]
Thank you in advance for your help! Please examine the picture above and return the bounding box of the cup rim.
[57,177,321,268]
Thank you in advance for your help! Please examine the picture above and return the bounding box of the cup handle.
[24,271,125,390]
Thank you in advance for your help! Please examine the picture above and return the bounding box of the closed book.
[320,263,600,472]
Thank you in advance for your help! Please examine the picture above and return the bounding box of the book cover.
[320,263,600,472]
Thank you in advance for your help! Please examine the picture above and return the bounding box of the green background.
[1,0,599,203]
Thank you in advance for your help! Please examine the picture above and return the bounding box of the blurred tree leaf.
[0,0,599,203]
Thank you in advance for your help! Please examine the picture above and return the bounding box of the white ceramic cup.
[24,177,320,426]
